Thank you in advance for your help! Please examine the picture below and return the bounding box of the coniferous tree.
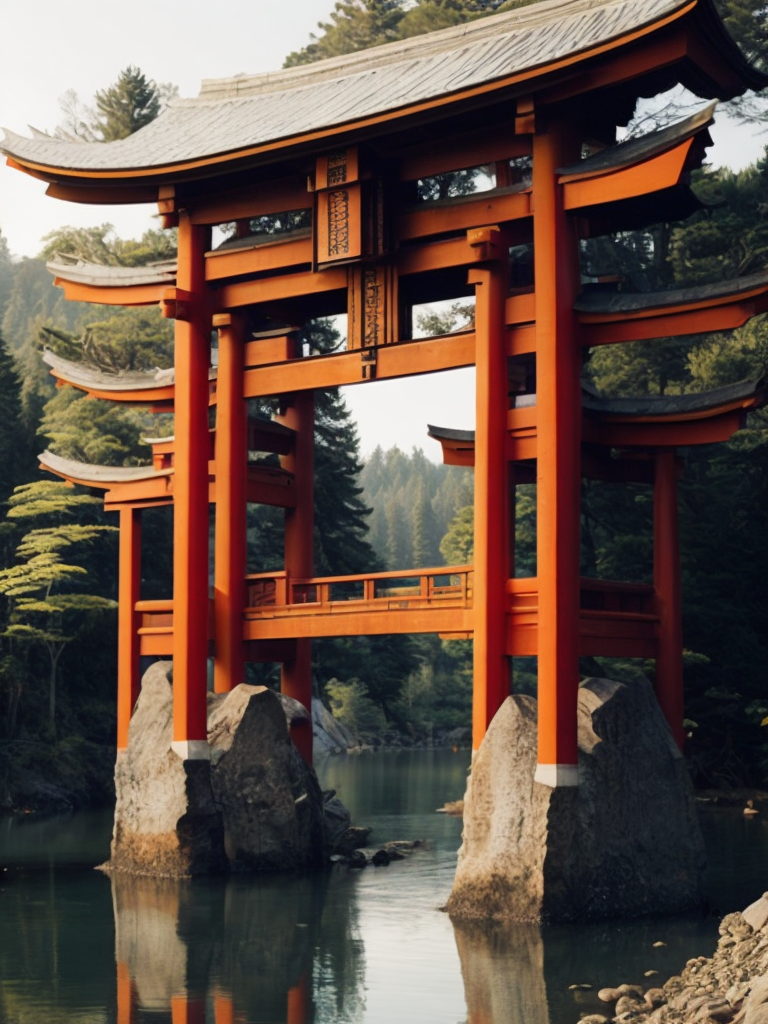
[93,67,161,141]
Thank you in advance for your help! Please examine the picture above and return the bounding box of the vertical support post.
[171,212,211,760]
[213,313,247,695]
[469,228,510,751]
[654,447,685,750]
[117,507,141,750]
[532,117,581,787]
[277,391,315,763]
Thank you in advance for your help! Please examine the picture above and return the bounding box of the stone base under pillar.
[105,662,325,878]
[446,677,705,923]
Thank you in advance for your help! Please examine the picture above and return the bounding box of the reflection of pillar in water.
[117,959,135,1024]
[111,873,220,1014]
[452,918,550,1024]
[287,972,310,1024]
[171,993,206,1024]
[214,991,235,1024]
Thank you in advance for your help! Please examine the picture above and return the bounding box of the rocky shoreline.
[580,892,768,1024]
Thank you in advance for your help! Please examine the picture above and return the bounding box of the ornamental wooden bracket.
[467,225,503,263]
[161,287,192,320]
[157,185,179,228]
[515,96,537,135]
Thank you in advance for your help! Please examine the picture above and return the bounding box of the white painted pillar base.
[171,740,210,761]
[534,763,579,787]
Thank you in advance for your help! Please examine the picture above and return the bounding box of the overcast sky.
[1,2,766,457]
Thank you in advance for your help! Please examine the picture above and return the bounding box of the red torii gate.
[4,0,767,785]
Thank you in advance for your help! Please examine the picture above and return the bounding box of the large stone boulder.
[110,662,226,877]
[446,677,705,923]
[208,684,325,872]
[107,665,328,877]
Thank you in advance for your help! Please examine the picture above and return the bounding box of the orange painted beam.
[582,409,747,448]
[190,176,310,225]
[117,507,142,750]
[220,266,347,309]
[580,293,768,346]
[562,137,694,210]
[51,277,169,307]
[243,607,474,639]
[243,332,475,397]
[654,449,685,750]
[470,234,510,750]
[532,121,582,786]
[398,188,530,242]
[171,214,211,758]
[205,234,312,282]
[396,125,528,181]
[213,313,247,694]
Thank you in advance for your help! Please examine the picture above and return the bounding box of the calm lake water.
[0,749,766,1024]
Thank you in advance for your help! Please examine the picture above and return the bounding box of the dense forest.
[3,0,768,810]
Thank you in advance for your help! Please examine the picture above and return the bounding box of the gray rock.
[323,790,352,851]
[312,695,356,753]
[108,667,331,877]
[108,662,226,877]
[744,897,768,934]
[446,678,706,923]
[210,686,326,873]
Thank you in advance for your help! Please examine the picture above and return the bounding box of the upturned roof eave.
[2,0,762,189]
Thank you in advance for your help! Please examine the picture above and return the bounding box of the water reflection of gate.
[112,871,360,1024]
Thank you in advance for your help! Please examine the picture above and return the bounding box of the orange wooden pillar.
[654,447,685,750]
[117,507,141,750]
[278,391,315,763]
[470,228,510,751]
[213,313,247,694]
[171,213,211,760]
[532,118,582,786]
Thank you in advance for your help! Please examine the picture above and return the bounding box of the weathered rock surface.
[209,685,326,873]
[586,893,768,1024]
[446,678,705,922]
[312,695,356,753]
[110,662,226,877]
[108,665,331,876]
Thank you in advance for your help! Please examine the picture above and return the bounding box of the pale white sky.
[0,1,765,458]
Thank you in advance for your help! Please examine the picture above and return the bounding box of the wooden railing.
[245,566,474,616]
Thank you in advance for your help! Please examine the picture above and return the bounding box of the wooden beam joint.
[161,287,192,321]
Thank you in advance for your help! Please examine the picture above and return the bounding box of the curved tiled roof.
[581,377,766,417]
[428,377,766,445]
[43,350,179,391]
[575,269,768,315]
[46,259,177,288]
[39,450,169,485]
[1,0,756,176]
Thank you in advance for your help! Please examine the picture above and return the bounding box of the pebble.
[644,971,659,978]
[653,941,667,948]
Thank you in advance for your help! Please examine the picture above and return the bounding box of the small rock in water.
[653,941,667,947]
[371,849,391,867]
[644,970,659,977]
[598,988,622,1003]
[568,983,593,991]
[348,849,368,869]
